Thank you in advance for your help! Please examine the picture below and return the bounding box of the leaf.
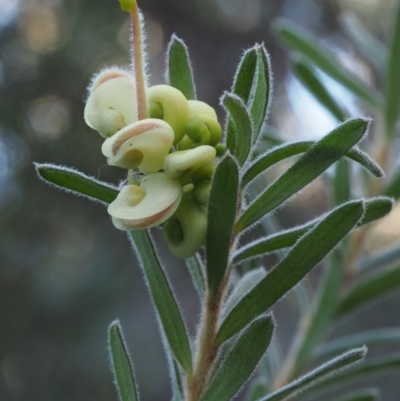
[273,19,381,108]
[315,327,400,360]
[336,264,400,317]
[232,47,258,103]
[186,255,206,302]
[223,268,267,317]
[292,57,346,121]
[311,355,400,392]
[259,348,367,401]
[226,47,258,153]
[217,200,364,344]
[222,93,253,165]
[108,321,140,401]
[331,388,380,401]
[129,230,192,374]
[200,315,274,401]
[246,380,266,401]
[333,160,351,206]
[358,246,400,272]
[242,138,383,188]
[290,250,345,376]
[341,13,387,76]
[384,2,400,137]
[167,35,196,100]
[233,197,392,265]
[250,44,273,143]
[382,169,400,199]
[236,119,369,231]
[206,154,239,295]
[34,163,119,204]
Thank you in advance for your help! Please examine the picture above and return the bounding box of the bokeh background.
[1,0,400,400]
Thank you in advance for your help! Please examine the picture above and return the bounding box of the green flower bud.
[191,162,216,184]
[215,143,227,156]
[84,69,138,138]
[108,172,182,230]
[147,85,190,144]
[102,119,174,174]
[192,179,211,206]
[163,145,216,180]
[118,0,136,12]
[188,100,222,146]
[163,193,207,259]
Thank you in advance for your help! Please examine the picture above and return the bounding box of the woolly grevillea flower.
[101,118,174,174]
[84,68,138,138]
[108,172,182,230]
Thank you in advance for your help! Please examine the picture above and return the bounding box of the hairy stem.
[186,271,230,401]
[130,3,148,120]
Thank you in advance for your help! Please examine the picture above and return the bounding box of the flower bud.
[84,69,138,138]
[147,85,190,144]
[102,119,174,173]
[163,145,216,181]
[191,162,216,184]
[192,179,211,206]
[163,193,207,259]
[108,172,182,230]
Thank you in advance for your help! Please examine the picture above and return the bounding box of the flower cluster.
[84,68,223,258]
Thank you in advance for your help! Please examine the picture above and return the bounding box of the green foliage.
[200,315,274,401]
[36,3,400,401]
[236,119,369,231]
[129,230,193,374]
[260,348,367,401]
[108,321,140,401]
[167,35,197,100]
[206,154,239,295]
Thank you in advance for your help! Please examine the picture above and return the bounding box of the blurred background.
[1,0,400,400]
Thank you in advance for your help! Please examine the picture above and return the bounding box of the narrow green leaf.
[233,197,392,265]
[336,264,400,317]
[223,268,267,317]
[273,19,381,108]
[341,13,387,76]
[186,254,206,302]
[232,47,258,103]
[236,119,369,231]
[246,379,266,401]
[129,230,192,373]
[260,348,367,401]
[358,246,400,272]
[108,321,140,401]
[206,154,239,295]
[332,388,380,401]
[167,35,196,100]
[315,328,400,360]
[242,138,382,188]
[222,93,253,165]
[34,163,119,204]
[333,160,351,206]
[250,44,273,143]
[382,169,400,199]
[232,223,311,265]
[217,200,364,344]
[200,315,274,401]
[312,355,400,391]
[384,2,400,137]
[290,250,345,376]
[226,47,258,153]
[292,57,346,121]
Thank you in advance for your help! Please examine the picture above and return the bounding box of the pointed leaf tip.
[108,320,140,401]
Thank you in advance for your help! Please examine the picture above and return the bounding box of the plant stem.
[186,272,230,401]
[130,2,148,120]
